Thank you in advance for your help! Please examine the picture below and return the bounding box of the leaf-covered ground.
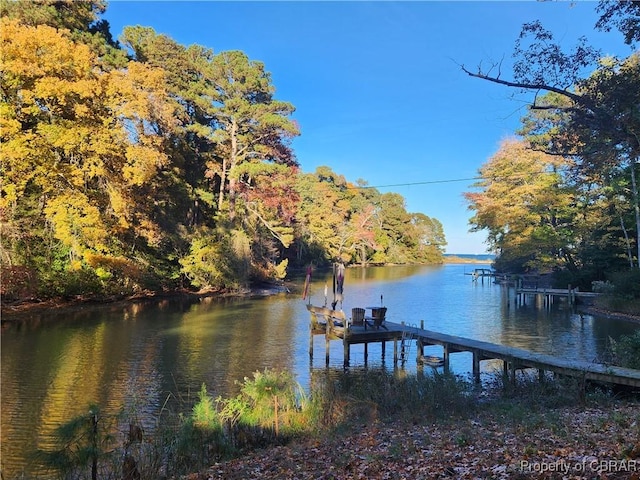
[184,402,640,480]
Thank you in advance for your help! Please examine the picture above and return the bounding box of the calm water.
[2,264,638,477]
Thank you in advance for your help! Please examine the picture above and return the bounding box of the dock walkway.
[307,307,640,388]
[515,286,599,307]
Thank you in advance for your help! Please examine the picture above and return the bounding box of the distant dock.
[464,268,498,283]
[514,286,600,307]
[464,269,601,307]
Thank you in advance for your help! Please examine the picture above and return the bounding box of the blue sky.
[103,1,633,254]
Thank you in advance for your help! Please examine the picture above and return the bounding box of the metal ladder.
[400,324,419,365]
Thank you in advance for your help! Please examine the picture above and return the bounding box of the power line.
[356,176,483,189]
[353,170,561,190]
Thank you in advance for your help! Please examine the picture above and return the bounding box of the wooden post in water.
[325,321,330,366]
[443,344,450,374]
[343,336,350,368]
[309,327,313,361]
[400,322,406,365]
[501,359,515,386]
[568,284,573,305]
[364,342,368,364]
[472,350,481,383]
[393,338,398,366]
[342,330,351,368]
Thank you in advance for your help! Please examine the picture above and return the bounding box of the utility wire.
[354,170,557,190]
[356,176,482,189]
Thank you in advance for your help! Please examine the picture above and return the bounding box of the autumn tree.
[371,193,414,264]
[348,204,378,267]
[295,167,354,264]
[465,139,577,272]
[294,167,444,267]
[0,17,177,293]
[410,213,447,263]
[121,28,300,288]
[0,0,126,67]
[462,1,639,271]
[519,62,640,272]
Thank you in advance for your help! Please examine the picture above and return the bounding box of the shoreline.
[0,282,294,322]
[579,304,640,324]
[1,260,484,320]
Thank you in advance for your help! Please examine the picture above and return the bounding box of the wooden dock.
[306,306,640,388]
[461,270,601,308]
[464,268,497,284]
[514,286,599,307]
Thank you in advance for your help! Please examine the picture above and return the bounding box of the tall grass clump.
[164,384,229,474]
[311,369,475,426]
[482,368,618,419]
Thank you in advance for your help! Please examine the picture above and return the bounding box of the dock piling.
[325,321,330,366]
[472,351,481,383]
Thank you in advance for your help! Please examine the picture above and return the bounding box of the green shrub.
[552,268,600,291]
[191,384,222,431]
[39,267,103,298]
[606,270,640,300]
[179,229,251,290]
[611,331,640,369]
[218,369,312,441]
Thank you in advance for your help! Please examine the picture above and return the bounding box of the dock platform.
[306,306,640,388]
[514,286,599,307]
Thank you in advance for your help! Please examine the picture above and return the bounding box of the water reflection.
[2,264,638,477]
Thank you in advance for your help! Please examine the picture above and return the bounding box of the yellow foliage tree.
[465,138,577,270]
[0,18,176,281]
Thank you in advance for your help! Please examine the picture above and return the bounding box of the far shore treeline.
[0,1,446,301]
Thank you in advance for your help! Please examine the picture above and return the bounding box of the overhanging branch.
[460,64,601,115]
